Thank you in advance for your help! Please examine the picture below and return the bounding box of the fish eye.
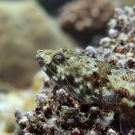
[53,54,63,63]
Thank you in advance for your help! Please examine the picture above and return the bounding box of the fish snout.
[36,50,45,59]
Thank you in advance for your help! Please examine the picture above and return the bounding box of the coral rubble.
[15,74,119,135]
[98,5,135,70]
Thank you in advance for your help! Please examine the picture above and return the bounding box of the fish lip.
[36,53,45,67]
[36,50,45,59]
[36,50,45,62]
[36,54,42,62]
[35,54,39,59]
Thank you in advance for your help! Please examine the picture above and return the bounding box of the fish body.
[36,47,135,134]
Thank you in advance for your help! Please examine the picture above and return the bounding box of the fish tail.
[120,115,135,135]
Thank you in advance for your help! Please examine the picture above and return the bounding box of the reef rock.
[98,5,135,70]
[59,0,114,45]
[0,1,77,88]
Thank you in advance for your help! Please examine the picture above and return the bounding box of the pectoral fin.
[102,94,122,107]
[120,115,135,135]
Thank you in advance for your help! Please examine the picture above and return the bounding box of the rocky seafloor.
[14,5,135,135]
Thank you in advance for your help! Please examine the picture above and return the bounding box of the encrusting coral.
[14,5,135,135]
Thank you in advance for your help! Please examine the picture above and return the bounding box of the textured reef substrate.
[15,74,118,135]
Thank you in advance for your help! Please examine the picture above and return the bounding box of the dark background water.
[38,0,73,16]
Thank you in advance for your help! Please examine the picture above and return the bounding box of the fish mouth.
[36,50,46,67]
[36,50,44,60]
[36,50,57,78]
[36,56,44,67]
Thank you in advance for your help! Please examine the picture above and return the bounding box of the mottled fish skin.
[36,47,135,130]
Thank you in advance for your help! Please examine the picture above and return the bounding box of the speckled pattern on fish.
[36,47,135,134]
